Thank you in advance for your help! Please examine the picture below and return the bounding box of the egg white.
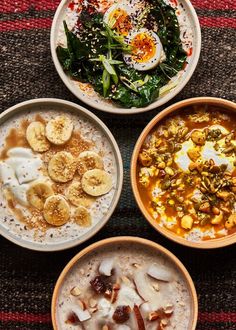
[123,28,164,71]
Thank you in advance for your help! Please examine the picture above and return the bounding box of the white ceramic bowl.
[50,0,201,114]
[0,99,123,251]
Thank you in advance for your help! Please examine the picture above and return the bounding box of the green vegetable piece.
[102,69,110,97]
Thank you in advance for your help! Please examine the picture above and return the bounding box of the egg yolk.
[110,8,132,36]
[131,33,156,63]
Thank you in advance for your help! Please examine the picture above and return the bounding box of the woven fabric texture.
[0,0,236,329]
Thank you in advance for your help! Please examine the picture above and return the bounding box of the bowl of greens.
[51,0,201,114]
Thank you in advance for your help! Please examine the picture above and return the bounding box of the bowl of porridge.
[0,98,123,251]
[50,0,201,114]
[131,97,236,248]
[52,236,198,329]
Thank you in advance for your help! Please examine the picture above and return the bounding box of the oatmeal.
[137,105,236,242]
[0,109,117,246]
[56,242,192,329]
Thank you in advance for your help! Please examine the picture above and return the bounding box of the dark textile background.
[0,0,235,329]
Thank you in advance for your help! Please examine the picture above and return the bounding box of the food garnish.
[56,0,188,108]
[137,107,236,241]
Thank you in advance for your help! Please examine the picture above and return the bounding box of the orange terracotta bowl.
[51,236,198,329]
[131,97,236,248]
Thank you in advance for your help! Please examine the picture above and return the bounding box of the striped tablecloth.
[0,1,235,329]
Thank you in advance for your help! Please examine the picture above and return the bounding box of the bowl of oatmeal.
[50,0,201,114]
[52,236,198,329]
[0,98,123,251]
[131,97,236,248]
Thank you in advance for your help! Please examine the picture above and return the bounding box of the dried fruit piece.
[90,275,112,294]
[113,305,131,324]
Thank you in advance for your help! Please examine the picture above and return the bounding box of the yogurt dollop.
[0,147,43,205]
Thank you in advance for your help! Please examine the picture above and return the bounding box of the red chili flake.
[113,305,131,324]
[68,1,75,11]
[170,0,178,7]
[187,48,193,57]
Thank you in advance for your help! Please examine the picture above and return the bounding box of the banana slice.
[81,169,113,196]
[66,181,95,207]
[74,206,92,227]
[48,151,77,183]
[78,151,103,175]
[27,181,54,210]
[43,195,70,226]
[45,115,73,145]
[26,122,50,152]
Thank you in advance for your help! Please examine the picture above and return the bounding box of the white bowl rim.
[50,0,201,115]
[0,98,123,252]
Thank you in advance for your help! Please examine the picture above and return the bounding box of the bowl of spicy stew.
[131,97,236,248]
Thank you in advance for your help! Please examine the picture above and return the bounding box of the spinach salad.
[57,0,187,108]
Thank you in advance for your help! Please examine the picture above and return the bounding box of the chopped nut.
[121,276,131,285]
[139,152,152,167]
[165,167,174,176]
[225,214,236,229]
[152,283,159,291]
[70,286,81,297]
[160,318,169,328]
[89,307,98,313]
[212,206,220,215]
[89,298,97,308]
[148,311,159,321]
[187,148,200,161]
[216,191,231,201]
[188,162,198,171]
[78,300,86,311]
[132,263,142,269]
[191,130,206,145]
[102,326,110,330]
[158,162,166,169]
[181,215,194,230]
[111,283,121,303]
[199,201,211,213]
[163,303,174,315]
[211,211,223,225]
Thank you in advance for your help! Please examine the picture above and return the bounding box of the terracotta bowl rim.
[131,97,236,249]
[51,236,198,329]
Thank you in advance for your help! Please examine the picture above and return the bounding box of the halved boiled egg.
[103,2,134,36]
[123,28,165,71]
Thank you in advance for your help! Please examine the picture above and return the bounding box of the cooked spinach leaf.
[56,0,187,108]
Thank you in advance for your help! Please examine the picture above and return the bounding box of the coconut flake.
[72,305,91,322]
[147,264,172,282]
[134,270,164,310]
[99,257,114,276]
